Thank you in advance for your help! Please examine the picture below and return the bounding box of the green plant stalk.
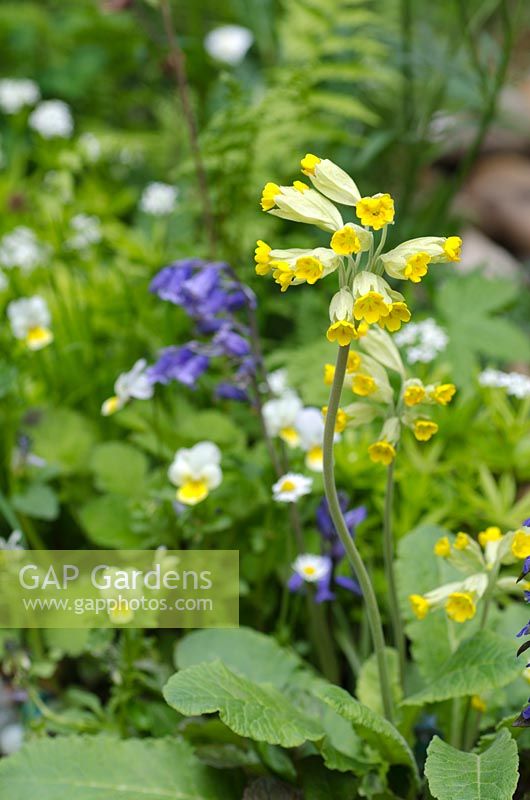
[323,344,394,721]
[383,462,407,686]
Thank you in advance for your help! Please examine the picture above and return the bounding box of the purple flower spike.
[516,621,530,638]
[216,383,248,402]
[147,345,209,388]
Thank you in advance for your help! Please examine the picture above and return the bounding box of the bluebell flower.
[516,622,530,638]
[147,345,209,388]
[517,556,530,583]
[316,493,367,560]
[212,326,251,358]
[216,383,248,402]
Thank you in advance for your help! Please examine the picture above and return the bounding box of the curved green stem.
[323,344,394,721]
[383,462,407,686]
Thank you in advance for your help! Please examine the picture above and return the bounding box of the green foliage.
[425,729,519,800]
[0,735,241,799]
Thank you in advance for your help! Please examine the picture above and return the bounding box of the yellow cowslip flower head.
[357,321,370,337]
[261,182,280,211]
[294,255,324,284]
[353,292,390,324]
[454,532,470,550]
[346,352,362,373]
[355,193,395,230]
[378,302,411,332]
[471,695,487,713]
[326,320,358,346]
[322,405,348,433]
[478,526,502,548]
[443,236,462,262]
[434,536,451,557]
[431,383,456,406]
[368,440,396,465]
[293,180,309,193]
[445,591,476,623]
[404,252,430,283]
[409,594,429,620]
[271,261,295,292]
[352,373,376,397]
[324,363,335,385]
[413,419,439,441]
[512,529,530,559]
[254,240,271,275]
[300,153,321,175]
[331,225,361,255]
[404,384,426,407]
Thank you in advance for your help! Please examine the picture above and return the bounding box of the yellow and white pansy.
[272,472,313,503]
[295,406,331,472]
[101,359,154,416]
[7,295,53,350]
[300,154,361,205]
[168,441,222,506]
[379,236,462,282]
[261,182,344,232]
[262,391,303,448]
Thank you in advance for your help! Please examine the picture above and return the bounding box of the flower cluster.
[102,259,257,414]
[323,326,455,464]
[28,99,73,139]
[409,524,530,624]
[479,368,530,400]
[0,78,40,114]
[140,182,178,216]
[394,318,449,364]
[288,494,365,602]
[0,227,50,273]
[67,214,102,251]
[256,154,461,344]
[204,25,254,65]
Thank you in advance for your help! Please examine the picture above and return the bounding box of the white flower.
[78,132,101,162]
[0,530,24,550]
[29,100,73,139]
[7,296,53,350]
[479,368,530,399]
[101,359,154,416]
[67,214,102,250]
[295,407,327,472]
[272,472,312,503]
[0,227,49,273]
[168,442,222,506]
[204,25,254,65]
[267,368,289,396]
[139,182,178,215]
[292,554,330,583]
[394,318,448,364]
[262,392,303,447]
[0,78,40,114]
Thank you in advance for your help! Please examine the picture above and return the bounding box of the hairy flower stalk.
[383,461,406,685]
[323,344,394,722]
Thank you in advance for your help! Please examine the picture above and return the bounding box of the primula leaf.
[403,630,521,706]
[78,494,144,548]
[0,735,240,799]
[32,407,98,475]
[425,729,518,800]
[314,683,419,785]
[12,483,59,520]
[175,627,303,689]
[163,660,323,748]
[89,441,148,496]
[357,647,402,716]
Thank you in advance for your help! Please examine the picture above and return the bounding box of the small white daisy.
[292,554,330,583]
[272,472,312,503]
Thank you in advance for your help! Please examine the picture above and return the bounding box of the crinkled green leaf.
[163,660,323,747]
[357,647,402,716]
[90,441,148,496]
[403,631,521,706]
[175,627,303,689]
[0,735,240,799]
[12,483,59,520]
[32,408,98,475]
[425,729,518,800]
[314,683,419,785]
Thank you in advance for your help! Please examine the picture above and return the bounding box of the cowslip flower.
[409,574,488,624]
[261,182,344,231]
[380,236,462,283]
[28,100,73,138]
[413,419,439,442]
[272,473,312,503]
[368,440,396,465]
[168,442,222,506]
[0,78,40,114]
[140,182,178,215]
[7,296,53,350]
[101,359,154,415]
[300,154,361,205]
[355,193,395,230]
